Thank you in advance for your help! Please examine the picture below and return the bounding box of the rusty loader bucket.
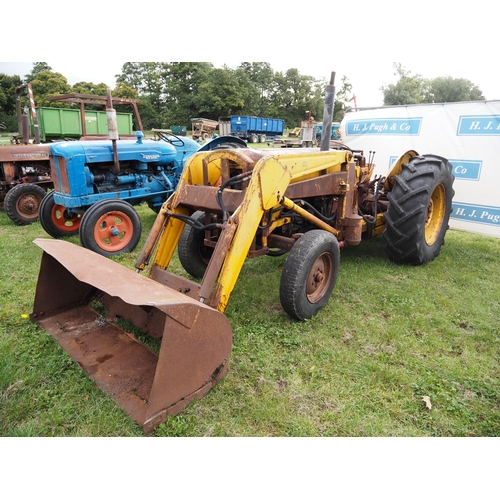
[30,238,232,433]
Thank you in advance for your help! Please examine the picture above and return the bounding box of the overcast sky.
[1,0,497,108]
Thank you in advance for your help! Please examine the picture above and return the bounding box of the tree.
[115,62,215,128]
[193,66,254,118]
[333,75,354,122]
[116,62,167,127]
[0,73,23,115]
[0,73,23,131]
[114,62,351,129]
[29,70,71,107]
[381,63,427,105]
[238,62,275,116]
[161,62,214,126]
[115,62,164,95]
[24,62,52,84]
[112,82,139,100]
[71,81,109,96]
[65,81,110,111]
[423,76,484,103]
[269,68,325,127]
[381,62,485,105]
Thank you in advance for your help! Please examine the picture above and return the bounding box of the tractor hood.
[49,138,179,167]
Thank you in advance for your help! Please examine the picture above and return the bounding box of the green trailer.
[13,91,142,144]
[35,107,134,141]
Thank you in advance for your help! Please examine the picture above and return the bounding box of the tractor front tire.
[384,154,455,265]
[4,183,46,225]
[79,199,142,257]
[178,211,215,279]
[280,230,340,320]
[39,191,82,237]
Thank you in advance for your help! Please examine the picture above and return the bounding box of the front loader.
[30,140,455,432]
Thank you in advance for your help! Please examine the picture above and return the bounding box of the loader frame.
[136,147,380,313]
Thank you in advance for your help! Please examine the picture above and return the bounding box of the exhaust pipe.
[320,72,336,152]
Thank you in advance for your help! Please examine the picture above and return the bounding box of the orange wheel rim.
[93,211,134,251]
[51,204,81,232]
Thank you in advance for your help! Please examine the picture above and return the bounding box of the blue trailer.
[220,115,285,143]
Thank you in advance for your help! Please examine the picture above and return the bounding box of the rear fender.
[384,150,420,191]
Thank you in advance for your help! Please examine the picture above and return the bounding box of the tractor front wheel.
[280,230,340,320]
[178,211,215,279]
[384,155,455,265]
[4,183,46,225]
[39,191,82,237]
[79,199,142,257]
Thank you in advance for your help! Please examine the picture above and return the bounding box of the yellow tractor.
[29,63,454,434]
[30,142,454,432]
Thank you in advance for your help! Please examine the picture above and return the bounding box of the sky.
[0,0,497,109]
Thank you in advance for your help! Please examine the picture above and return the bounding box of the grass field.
[1,197,499,438]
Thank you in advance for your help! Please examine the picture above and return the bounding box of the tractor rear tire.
[39,191,82,238]
[178,211,215,279]
[4,183,46,225]
[79,199,142,257]
[384,155,455,265]
[280,230,340,320]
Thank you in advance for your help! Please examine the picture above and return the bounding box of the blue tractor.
[39,131,246,257]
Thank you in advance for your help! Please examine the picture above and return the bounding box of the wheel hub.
[18,195,38,215]
[312,270,325,285]
[306,253,333,303]
[93,211,133,250]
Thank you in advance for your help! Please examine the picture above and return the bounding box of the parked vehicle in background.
[219,115,285,143]
[0,85,142,225]
[315,122,341,142]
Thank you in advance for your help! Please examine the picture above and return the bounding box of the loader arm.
[210,151,356,312]
[140,148,355,313]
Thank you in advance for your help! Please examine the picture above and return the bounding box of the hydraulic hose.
[216,171,253,222]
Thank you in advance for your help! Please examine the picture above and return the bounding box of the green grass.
[1,201,499,437]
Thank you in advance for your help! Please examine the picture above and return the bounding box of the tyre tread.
[4,183,46,225]
[279,230,340,320]
[384,155,455,265]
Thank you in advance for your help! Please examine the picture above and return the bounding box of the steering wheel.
[157,130,185,147]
